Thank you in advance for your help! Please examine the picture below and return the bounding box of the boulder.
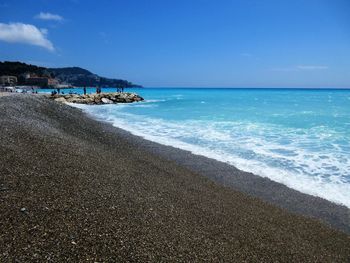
[101,98,113,104]
[54,97,67,103]
[51,92,144,105]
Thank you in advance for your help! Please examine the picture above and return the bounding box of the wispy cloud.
[35,12,64,22]
[240,53,253,57]
[0,22,54,51]
[271,65,329,72]
[99,31,110,44]
[296,65,328,70]
[271,67,298,72]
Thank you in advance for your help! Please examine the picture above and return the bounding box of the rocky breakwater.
[50,92,144,105]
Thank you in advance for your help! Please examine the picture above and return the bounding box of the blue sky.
[0,0,349,87]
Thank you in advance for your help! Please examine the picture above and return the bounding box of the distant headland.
[0,61,142,89]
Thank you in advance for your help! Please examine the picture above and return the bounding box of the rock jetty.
[50,92,144,105]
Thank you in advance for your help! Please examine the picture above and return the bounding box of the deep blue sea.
[41,88,350,207]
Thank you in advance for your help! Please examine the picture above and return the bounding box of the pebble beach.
[0,94,349,262]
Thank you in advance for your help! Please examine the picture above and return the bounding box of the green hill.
[0,61,141,88]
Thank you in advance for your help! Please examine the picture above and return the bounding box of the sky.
[0,0,349,88]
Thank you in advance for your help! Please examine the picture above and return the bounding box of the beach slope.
[0,95,349,262]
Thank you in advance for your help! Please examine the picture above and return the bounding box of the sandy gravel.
[0,92,14,97]
[0,94,349,262]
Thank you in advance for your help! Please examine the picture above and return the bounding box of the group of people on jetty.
[51,86,125,96]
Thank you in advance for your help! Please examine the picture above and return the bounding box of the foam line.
[73,104,350,208]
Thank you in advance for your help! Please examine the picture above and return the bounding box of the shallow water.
[60,87,350,207]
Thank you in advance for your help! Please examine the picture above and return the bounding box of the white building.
[0,76,17,86]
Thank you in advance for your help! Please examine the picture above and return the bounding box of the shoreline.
[79,104,350,235]
[71,88,350,210]
[0,94,349,261]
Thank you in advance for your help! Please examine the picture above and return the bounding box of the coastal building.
[0,76,17,86]
[25,77,59,87]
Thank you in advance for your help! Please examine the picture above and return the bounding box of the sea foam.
[72,88,350,208]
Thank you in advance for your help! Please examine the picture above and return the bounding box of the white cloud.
[35,12,64,21]
[297,65,328,70]
[271,65,329,72]
[0,22,54,51]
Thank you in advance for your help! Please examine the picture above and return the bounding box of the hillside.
[0,61,141,88]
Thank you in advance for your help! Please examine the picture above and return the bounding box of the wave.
[74,104,350,208]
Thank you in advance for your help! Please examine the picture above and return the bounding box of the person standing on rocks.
[83,86,87,95]
[96,86,101,94]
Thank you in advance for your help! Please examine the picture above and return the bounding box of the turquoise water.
[47,88,350,207]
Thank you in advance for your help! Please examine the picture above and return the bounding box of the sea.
[41,87,350,207]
